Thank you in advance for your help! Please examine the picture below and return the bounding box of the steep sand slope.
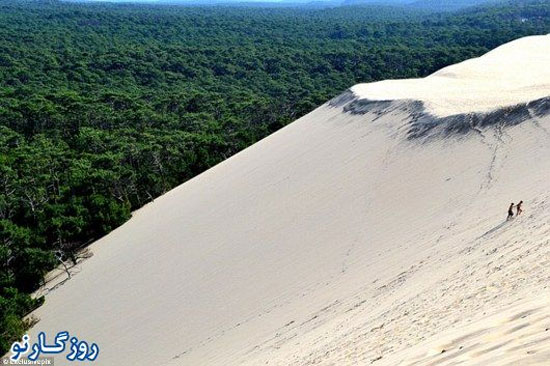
[26,35,550,365]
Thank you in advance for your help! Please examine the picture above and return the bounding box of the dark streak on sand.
[329,89,550,140]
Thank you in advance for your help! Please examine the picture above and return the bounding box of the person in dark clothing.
[507,202,515,221]
[516,200,523,216]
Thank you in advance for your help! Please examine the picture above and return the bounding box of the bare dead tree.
[54,249,71,279]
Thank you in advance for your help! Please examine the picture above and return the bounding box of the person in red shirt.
[516,201,523,216]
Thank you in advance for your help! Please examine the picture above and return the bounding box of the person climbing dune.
[507,202,515,221]
[516,200,523,216]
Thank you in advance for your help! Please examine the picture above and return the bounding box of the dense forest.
[1,0,550,353]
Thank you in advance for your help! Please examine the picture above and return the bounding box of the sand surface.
[352,34,550,117]
[23,35,550,365]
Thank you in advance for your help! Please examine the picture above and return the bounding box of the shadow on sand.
[477,220,510,240]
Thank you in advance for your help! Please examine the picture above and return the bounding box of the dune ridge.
[351,34,550,117]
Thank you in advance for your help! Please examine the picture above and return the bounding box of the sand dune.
[25,35,550,365]
[351,34,550,117]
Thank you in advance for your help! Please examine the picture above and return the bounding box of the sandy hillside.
[25,35,550,366]
[351,34,550,117]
